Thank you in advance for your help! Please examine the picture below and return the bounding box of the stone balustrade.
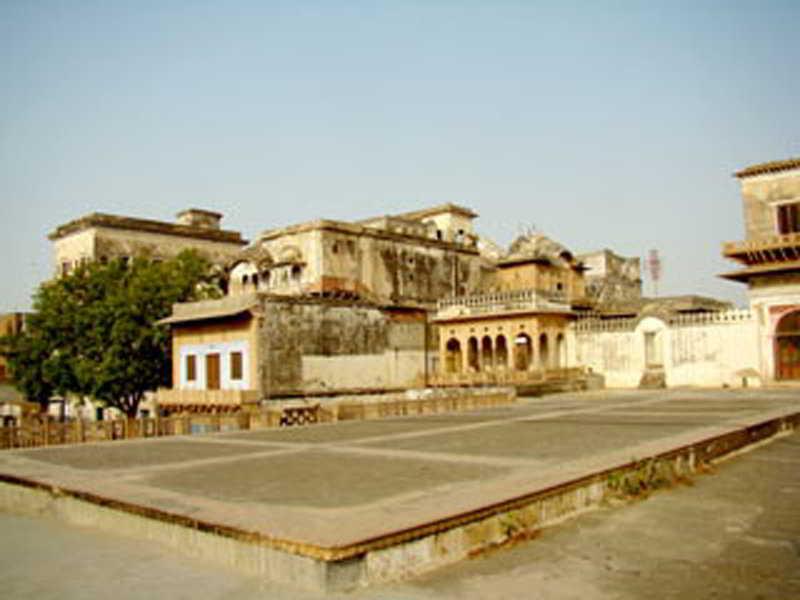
[436,288,570,319]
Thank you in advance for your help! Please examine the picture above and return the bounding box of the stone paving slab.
[1,389,798,553]
[15,439,277,470]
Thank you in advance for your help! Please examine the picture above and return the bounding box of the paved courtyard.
[0,388,799,598]
[1,388,798,553]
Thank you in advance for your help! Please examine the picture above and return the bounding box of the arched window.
[291,265,302,281]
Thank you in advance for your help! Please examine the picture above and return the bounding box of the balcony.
[435,288,572,321]
[722,232,800,263]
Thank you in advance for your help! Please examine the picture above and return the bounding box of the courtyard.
[1,388,798,591]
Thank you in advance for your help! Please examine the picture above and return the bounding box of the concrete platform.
[1,389,799,591]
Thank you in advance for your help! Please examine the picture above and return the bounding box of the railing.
[574,316,638,333]
[429,367,585,387]
[0,409,321,451]
[722,231,800,256]
[0,388,517,451]
[436,288,571,318]
[667,309,754,326]
[156,388,261,408]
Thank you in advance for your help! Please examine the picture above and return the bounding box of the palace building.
[722,157,800,380]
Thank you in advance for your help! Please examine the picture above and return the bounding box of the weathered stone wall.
[259,298,427,395]
[494,262,585,300]
[245,222,484,306]
[740,168,800,240]
[94,227,243,267]
[579,249,642,305]
[53,226,244,275]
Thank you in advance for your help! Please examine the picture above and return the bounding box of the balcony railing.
[436,288,571,319]
[723,231,800,257]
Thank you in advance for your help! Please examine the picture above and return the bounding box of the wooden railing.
[722,232,800,256]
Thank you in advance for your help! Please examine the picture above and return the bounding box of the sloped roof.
[158,293,260,325]
[734,157,800,179]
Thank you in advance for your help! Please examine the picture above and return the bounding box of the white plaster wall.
[178,341,250,391]
[573,311,760,388]
[667,318,759,387]
[575,328,642,388]
[302,350,425,390]
[53,229,96,274]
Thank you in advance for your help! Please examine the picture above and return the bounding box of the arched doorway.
[775,310,800,380]
[445,338,462,373]
[481,336,493,371]
[495,335,508,369]
[555,333,566,368]
[467,337,480,372]
[539,333,549,369]
[514,333,532,370]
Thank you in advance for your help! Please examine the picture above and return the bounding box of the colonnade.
[443,331,566,374]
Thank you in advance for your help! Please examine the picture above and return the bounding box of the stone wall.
[259,297,427,396]
[740,168,800,240]
[578,249,642,305]
[573,310,760,388]
[241,221,485,306]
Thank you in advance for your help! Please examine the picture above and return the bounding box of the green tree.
[0,251,218,417]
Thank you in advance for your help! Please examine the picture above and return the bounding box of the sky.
[1,1,799,311]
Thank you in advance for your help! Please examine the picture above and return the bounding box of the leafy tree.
[0,251,218,418]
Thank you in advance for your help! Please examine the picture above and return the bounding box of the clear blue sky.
[2,1,799,311]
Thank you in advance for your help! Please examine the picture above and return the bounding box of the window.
[777,202,800,234]
[230,351,243,380]
[252,273,259,287]
[242,274,249,285]
[262,270,271,286]
[61,261,71,276]
[291,265,302,281]
[186,355,196,381]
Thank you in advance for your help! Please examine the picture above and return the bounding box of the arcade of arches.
[440,315,569,376]
[775,309,800,380]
